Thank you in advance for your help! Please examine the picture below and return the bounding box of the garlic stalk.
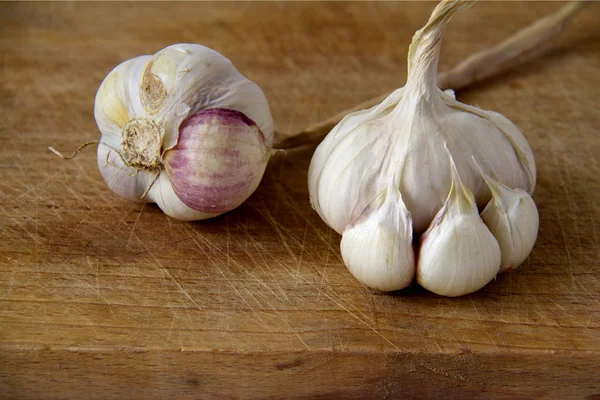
[308,0,539,296]
[93,44,273,220]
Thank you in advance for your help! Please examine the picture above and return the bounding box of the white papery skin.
[94,43,274,220]
[308,0,538,295]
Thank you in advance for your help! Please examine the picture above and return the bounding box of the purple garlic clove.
[163,108,270,214]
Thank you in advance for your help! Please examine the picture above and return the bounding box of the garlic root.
[274,0,587,150]
[48,141,99,160]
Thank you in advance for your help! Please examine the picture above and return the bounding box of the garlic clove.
[416,209,501,297]
[96,143,156,203]
[333,87,406,141]
[140,46,188,114]
[340,187,415,292]
[150,172,218,221]
[153,44,275,149]
[485,111,537,194]
[476,161,539,272]
[397,104,530,232]
[94,55,150,145]
[95,58,156,203]
[310,125,392,234]
[308,88,405,233]
[417,152,501,297]
[442,94,537,193]
[163,108,270,215]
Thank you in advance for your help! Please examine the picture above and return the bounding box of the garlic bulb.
[95,43,274,220]
[308,0,538,296]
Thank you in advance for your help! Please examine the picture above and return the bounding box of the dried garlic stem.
[273,1,586,150]
[440,0,586,90]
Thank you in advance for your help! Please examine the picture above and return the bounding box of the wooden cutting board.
[1,2,599,399]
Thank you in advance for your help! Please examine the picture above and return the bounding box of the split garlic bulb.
[308,0,539,296]
[95,43,274,220]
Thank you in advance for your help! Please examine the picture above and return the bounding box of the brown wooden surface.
[1,1,599,399]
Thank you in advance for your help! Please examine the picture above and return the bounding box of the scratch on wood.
[136,234,203,312]
[252,202,299,265]
[185,225,311,350]
[127,204,145,246]
[296,220,309,273]
[469,296,499,352]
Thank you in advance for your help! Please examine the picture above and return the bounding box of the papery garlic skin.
[309,86,535,235]
[94,43,273,220]
[341,187,415,291]
[417,157,501,297]
[478,167,539,272]
[308,0,538,295]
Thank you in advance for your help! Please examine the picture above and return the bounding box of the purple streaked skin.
[164,108,269,214]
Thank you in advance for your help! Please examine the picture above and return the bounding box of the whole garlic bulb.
[308,0,539,296]
[95,43,274,220]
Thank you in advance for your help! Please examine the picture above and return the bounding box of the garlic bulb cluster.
[308,0,539,296]
[95,43,274,220]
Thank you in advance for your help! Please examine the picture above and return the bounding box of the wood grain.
[1,1,599,399]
